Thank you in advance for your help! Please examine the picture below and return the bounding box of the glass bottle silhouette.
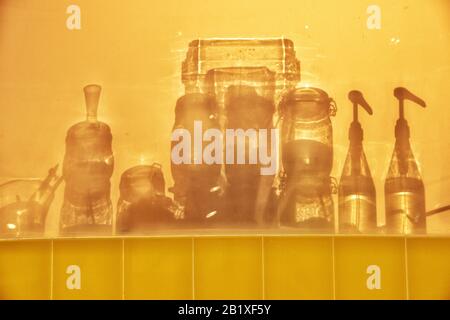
[278,87,337,231]
[60,84,114,235]
[223,84,276,226]
[385,87,426,234]
[339,91,376,233]
[170,93,222,227]
[204,67,277,226]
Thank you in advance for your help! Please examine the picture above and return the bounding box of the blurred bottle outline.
[60,84,114,235]
[223,83,276,226]
[170,93,223,227]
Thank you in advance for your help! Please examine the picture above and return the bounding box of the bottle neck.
[349,121,363,147]
[395,136,412,150]
[395,118,410,142]
[84,85,101,123]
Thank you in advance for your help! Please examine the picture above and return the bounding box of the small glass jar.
[117,164,174,233]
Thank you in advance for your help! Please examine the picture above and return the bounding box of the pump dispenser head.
[347,90,373,144]
[394,87,426,119]
[348,90,373,118]
[84,84,102,122]
[393,87,426,141]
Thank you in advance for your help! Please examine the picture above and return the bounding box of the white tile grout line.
[122,239,125,300]
[50,239,54,300]
[261,236,265,300]
[191,237,195,300]
[331,236,336,300]
[404,237,410,300]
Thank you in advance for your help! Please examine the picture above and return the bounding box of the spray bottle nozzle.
[394,87,426,121]
[348,90,373,119]
[393,87,426,141]
[347,90,373,143]
[394,87,426,108]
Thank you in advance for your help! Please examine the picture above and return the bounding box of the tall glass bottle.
[60,84,114,235]
[384,87,426,234]
[339,91,376,233]
[170,93,222,227]
[223,83,275,225]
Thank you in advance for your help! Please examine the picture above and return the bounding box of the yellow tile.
[407,237,450,300]
[52,239,122,300]
[0,240,51,299]
[334,237,407,300]
[194,237,262,300]
[264,236,333,300]
[124,237,192,300]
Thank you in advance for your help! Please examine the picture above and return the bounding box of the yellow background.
[194,237,263,299]
[124,237,193,299]
[264,236,334,299]
[407,237,450,299]
[0,0,449,235]
[0,236,448,299]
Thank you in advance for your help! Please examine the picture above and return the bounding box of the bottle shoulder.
[339,175,376,195]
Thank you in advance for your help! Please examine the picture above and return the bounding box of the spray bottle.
[385,87,426,234]
[339,91,376,233]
